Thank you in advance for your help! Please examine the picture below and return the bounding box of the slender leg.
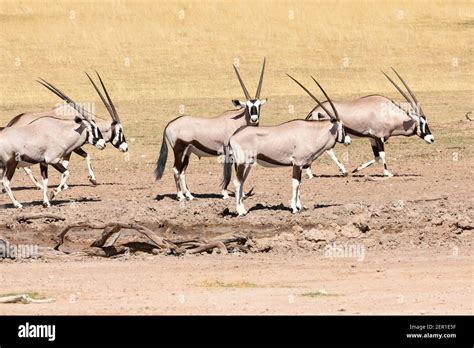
[23,167,43,189]
[352,138,379,174]
[377,140,393,177]
[290,165,302,213]
[233,164,248,216]
[39,163,50,208]
[222,161,230,200]
[2,161,22,208]
[222,189,230,199]
[85,153,96,185]
[173,150,185,201]
[60,158,70,190]
[306,166,315,179]
[296,179,302,211]
[222,147,233,199]
[49,163,70,200]
[74,148,97,185]
[326,148,348,176]
[179,154,194,200]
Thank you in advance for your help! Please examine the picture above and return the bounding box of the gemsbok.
[223,75,351,216]
[155,59,267,201]
[0,79,106,208]
[6,72,128,190]
[305,68,434,178]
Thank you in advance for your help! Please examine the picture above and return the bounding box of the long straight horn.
[286,74,334,119]
[255,58,266,99]
[37,78,92,121]
[391,67,422,112]
[85,72,115,122]
[382,71,413,107]
[95,72,120,123]
[311,76,339,121]
[233,64,251,100]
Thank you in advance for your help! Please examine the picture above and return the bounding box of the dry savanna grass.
[0,0,472,175]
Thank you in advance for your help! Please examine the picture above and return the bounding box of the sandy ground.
[0,124,472,314]
[0,250,471,315]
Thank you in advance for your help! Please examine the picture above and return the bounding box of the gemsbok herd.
[1,61,434,215]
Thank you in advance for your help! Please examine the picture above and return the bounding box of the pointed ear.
[232,99,245,108]
[260,98,267,105]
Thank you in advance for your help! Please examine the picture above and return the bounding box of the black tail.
[221,145,233,189]
[155,132,168,180]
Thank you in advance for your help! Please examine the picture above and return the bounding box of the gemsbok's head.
[85,72,128,152]
[287,74,351,146]
[37,78,106,150]
[232,59,267,126]
[383,68,434,144]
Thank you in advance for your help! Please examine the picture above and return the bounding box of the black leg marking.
[40,163,48,179]
[371,140,380,158]
[73,147,88,158]
[292,165,302,181]
[51,163,67,174]
[375,138,385,153]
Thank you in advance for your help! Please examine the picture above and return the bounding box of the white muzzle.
[344,135,352,146]
[119,142,129,152]
[95,139,106,150]
[424,134,434,144]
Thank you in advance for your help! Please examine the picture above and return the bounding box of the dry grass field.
[0,0,472,315]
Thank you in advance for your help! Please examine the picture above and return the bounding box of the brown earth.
[0,123,472,314]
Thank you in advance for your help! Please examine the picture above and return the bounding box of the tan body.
[306,69,434,178]
[7,71,129,190]
[309,96,416,139]
[165,108,247,158]
[224,119,348,216]
[157,107,257,201]
[155,60,267,201]
[0,115,104,208]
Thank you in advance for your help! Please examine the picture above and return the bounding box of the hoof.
[43,202,51,208]
[291,206,301,214]
[14,204,23,209]
[384,171,394,178]
[177,194,186,201]
[185,193,195,201]
[341,172,349,177]
[237,207,247,216]
[89,176,97,186]
[63,185,70,190]
[35,185,44,190]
